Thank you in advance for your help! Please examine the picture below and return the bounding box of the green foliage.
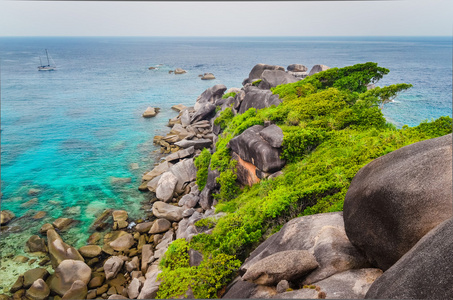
[192,254,242,298]
[195,217,218,229]
[157,244,241,299]
[215,160,240,202]
[214,107,235,129]
[159,239,190,269]
[194,148,212,191]
[222,92,237,99]
[159,62,452,299]
[359,83,413,109]
[252,79,262,86]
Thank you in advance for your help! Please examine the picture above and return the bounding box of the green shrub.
[222,92,237,99]
[194,148,212,191]
[214,107,235,130]
[251,79,262,86]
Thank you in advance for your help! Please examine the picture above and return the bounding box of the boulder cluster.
[223,133,453,299]
[4,63,451,300]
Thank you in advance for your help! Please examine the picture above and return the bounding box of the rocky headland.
[1,62,452,300]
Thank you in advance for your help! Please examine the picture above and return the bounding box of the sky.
[0,0,452,37]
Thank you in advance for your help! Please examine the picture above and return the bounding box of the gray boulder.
[175,138,212,150]
[240,212,370,284]
[205,166,220,190]
[156,172,178,202]
[104,256,124,280]
[169,158,197,194]
[308,64,330,76]
[287,64,308,72]
[259,124,283,148]
[313,268,383,299]
[137,268,161,299]
[61,280,88,300]
[272,289,320,299]
[228,125,285,173]
[142,161,172,181]
[191,102,216,123]
[194,84,227,111]
[152,201,184,222]
[242,250,319,285]
[257,70,298,89]
[365,217,453,299]
[148,218,172,234]
[343,133,453,270]
[165,146,194,163]
[47,229,84,268]
[199,187,214,210]
[242,64,285,85]
[109,232,135,251]
[238,86,282,114]
[26,279,50,300]
[47,259,91,296]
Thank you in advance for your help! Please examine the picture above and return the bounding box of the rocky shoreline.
[1,62,452,300]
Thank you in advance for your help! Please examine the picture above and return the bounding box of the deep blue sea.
[0,36,452,288]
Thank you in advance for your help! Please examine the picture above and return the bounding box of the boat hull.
[38,66,56,71]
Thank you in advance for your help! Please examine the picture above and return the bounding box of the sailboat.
[38,49,56,71]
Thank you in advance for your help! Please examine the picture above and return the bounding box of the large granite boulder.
[194,84,227,111]
[238,86,282,114]
[152,201,184,222]
[314,268,383,299]
[47,259,91,296]
[47,229,84,268]
[26,235,48,253]
[142,161,172,181]
[228,125,285,174]
[26,279,50,300]
[240,212,370,284]
[61,280,88,300]
[169,158,197,194]
[259,124,283,148]
[232,152,260,187]
[175,138,212,150]
[308,64,330,76]
[343,134,453,270]
[242,250,318,285]
[257,70,298,89]
[156,172,178,202]
[242,64,285,85]
[109,232,135,251]
[104,256,124,280]
[191,102,216,123]
[365,216,453,299]
[24,268,49,289]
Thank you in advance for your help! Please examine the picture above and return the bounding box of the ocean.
[0,36,452,289]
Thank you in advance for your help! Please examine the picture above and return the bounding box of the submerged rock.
[201,73,216,80]
[174,68,187,74]
[142,107,159,118]
[0,210,15,225]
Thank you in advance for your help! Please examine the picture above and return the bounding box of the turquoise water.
[0,36,452,289]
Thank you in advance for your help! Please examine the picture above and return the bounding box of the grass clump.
[222,92,237,99]
[194,148,212,191]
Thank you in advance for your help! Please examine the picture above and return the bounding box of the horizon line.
[0,35,451,38]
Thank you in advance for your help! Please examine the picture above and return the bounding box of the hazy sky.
[0,0,452,36]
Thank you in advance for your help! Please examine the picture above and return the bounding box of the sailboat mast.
[45,49,50,66]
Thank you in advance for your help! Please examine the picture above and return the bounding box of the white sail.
[38,49,56,71]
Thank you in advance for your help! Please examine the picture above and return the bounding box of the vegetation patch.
[156,62,452,298]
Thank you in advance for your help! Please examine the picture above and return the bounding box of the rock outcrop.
[47,259,92,296]
[142,107,159,118]
[308,64,330,76]
[365,216,453,299]
[257,69,298,89]
[228,125,285,175]
[238,86,282,114]
[343,133,453,270]
[242,64,285,86]
[47,229,84,268]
